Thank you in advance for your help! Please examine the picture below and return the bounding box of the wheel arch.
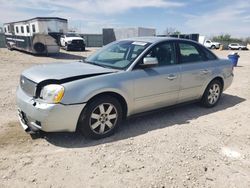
[200,76,224,98]
[210,76,224,90]
[84,91,128,120]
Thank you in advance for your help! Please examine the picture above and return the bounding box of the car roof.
[121,36,198,44]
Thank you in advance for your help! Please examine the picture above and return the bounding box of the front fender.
[60,72,134,115]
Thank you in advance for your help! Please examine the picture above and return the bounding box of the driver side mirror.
[140,57,158,68]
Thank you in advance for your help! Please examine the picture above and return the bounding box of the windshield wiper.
[84,60,110,69]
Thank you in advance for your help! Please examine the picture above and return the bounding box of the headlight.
[40,84,64,104]
[67,41,72,44]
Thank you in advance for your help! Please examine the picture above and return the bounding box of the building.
[103,27,156,45]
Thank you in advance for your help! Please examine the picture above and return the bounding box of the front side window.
[143,42,176,66]
[7,25,10,32]
[179,43,205,63]
[4,27,7,33]
[86,40,150,69]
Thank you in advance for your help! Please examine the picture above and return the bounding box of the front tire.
[65,43,69,51]
[201,80,222,108]
[77,96,123,139]
[211,45,216,49]
[81,46,85,51]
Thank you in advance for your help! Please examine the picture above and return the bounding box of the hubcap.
[89,103,118,134]
[208,83,220,105]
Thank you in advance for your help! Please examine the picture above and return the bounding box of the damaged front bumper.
[16,86,86,133]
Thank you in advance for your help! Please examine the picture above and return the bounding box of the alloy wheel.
[89,103,118,135]
[208,83,220,105]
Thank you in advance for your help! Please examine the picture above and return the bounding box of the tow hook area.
[17,109,41,134]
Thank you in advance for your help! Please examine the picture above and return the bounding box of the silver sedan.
[16,37,234,139]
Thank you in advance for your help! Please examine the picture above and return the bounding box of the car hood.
[22,61,118,84]
[65,37,84,41]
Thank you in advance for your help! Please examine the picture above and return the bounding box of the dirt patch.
[0,121,34,152]
[0,48,250,188]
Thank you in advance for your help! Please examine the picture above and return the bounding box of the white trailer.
[4,17,68,54]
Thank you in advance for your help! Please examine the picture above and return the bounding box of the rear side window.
[202,48,217,60]
[179,43,205,63]
[4,27,7,33]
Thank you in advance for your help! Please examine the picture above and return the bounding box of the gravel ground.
[0,48,249,188]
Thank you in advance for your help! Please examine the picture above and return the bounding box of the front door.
[132,42,181,114]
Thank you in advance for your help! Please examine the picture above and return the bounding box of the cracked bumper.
[16,86,86,132]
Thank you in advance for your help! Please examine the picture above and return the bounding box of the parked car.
[228,43,248,50]
[60,33,85,51]
[17,37,234,139]
[203,40,221,49]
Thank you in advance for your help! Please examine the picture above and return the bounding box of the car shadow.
[40,93,246,148]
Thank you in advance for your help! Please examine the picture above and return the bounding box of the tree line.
[212,34,250,44]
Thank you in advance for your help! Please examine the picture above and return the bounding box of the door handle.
[166,74,177,80]
[201,69,210,74]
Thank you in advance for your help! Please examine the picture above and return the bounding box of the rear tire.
[201,80,222,108]
[77,96,123,139]
[33,42,46,53]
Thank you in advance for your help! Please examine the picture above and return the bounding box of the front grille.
[20,76,37,96]
[72,40,84,45]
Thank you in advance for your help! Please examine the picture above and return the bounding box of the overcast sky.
[0,0,250,37]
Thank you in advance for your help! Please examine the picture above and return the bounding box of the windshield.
[86,40,151,69]
[66,33,81,37]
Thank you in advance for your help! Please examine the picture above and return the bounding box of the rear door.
[177,41,214,103]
